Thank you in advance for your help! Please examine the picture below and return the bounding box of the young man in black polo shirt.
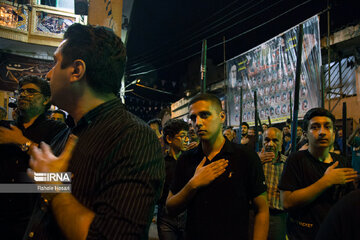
[166,93,268,240]
[279,108,357,240]
[157,119,189,239]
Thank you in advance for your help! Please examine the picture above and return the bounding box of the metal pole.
[239,86,243,143]
[339,58,343,96]
[254,91,259,152]
[289,90,293,122]
[291,23,304,153]
[342,103,347,157]
[321,65,325,108]
[223,37,229,125]
[200,39,207,93]
[240,87,243,127]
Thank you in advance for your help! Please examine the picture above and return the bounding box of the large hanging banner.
[227,15,321,126]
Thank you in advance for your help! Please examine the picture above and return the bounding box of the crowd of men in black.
[0,23,359,240]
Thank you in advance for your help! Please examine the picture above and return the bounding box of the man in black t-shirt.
[166,93,268,240]
[0,76,68,239]
[279,108,357,240]
[157,119,189,240]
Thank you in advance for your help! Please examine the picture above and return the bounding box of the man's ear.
[166,135,172,145]
[70,59,86,83]
[220,111,226,123]
[43,96,50,106]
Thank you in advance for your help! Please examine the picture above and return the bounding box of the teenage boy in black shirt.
[157,119,189,240]
[279,108,357,240]
[167,93,268,240]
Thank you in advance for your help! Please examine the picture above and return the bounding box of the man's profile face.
[51,113,66,123]
[223,129,234,142]
[306,116,335,149]
[46,40,72,108]
[263,128,282,158]
[189,100,225,142]
[17,83,47,115]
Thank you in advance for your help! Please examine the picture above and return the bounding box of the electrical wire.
[128,0,258,63]
[127,0,270,68]
[126,0,288,72]
[127,0,315,77]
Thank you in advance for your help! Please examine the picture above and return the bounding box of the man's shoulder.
[331,152,350,167]
[230,142,259,161]
[287,150,309,161]
[179,147,201,161]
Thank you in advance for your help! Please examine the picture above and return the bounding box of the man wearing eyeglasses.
[0,75,68,239]
[157,119,189,239]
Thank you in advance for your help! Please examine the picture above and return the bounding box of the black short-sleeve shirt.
[278,150,354,239]
[171,139,266,240]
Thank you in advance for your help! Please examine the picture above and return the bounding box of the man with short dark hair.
[167,93,268,240]
[0,75,68,239]
[279,108,357,240]
[27,24,164,239]
[50,109,66,123]
[258,127,287,240]
[157,119,189,240]
[241,122,255,150]
[223,126,236,142]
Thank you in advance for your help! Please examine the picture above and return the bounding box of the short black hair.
[163,119,189,144]
[147,118,161,127]
[189,93,222,112]
[242,122,249,128]
[224,126,233,130]
[61,24,126,95]
[18,75,51,110]
[303,108,335,131]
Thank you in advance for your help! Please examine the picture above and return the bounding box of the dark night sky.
[124,0,359,120]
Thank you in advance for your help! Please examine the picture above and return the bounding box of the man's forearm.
[282,177,330,209]
[51,193,95,240]
[252,193,269,240]
[166,180,198,216]
[253,209,269,240]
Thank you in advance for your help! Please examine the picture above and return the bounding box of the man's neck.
[155,130,162,138]
[201,134,226,161]
[67,91,116,123]
[22,114,40,129]
[308,145,332,163]
[169,148,181,160]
